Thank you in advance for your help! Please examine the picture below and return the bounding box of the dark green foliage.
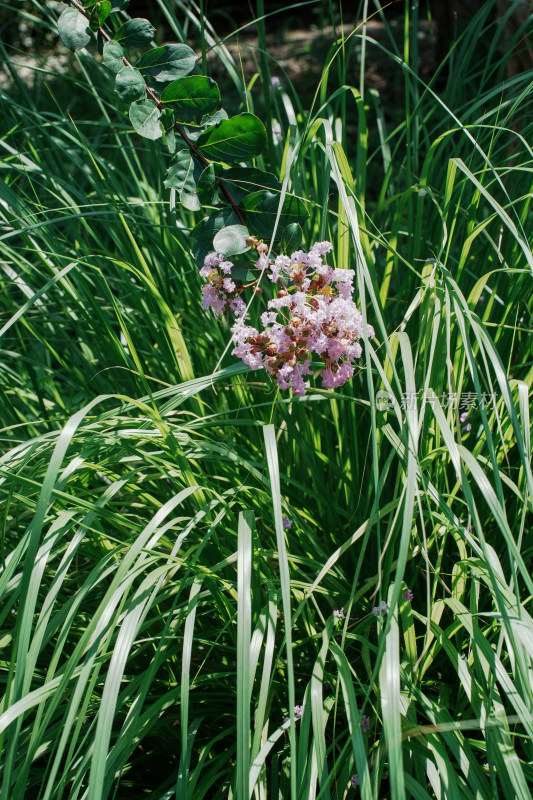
[114,18,155,47]
[137,44,197,82]
[161,76,221,122]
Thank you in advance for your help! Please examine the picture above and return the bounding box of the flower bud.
[256,242,268,254]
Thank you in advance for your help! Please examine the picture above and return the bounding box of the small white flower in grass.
[294,704,303,718]
[272,122,282,136]
[270,75,280,87]
[460,411,469,422]
[464,423,472,432]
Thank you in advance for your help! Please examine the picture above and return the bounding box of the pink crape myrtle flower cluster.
[199,241,374,397]
[199,252,248,319]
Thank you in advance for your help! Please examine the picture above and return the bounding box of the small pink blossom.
[333,608,345,619]
[294,704,303,718]
[282,515,292,530]
[403,588,414,601]
[372,601,388,616]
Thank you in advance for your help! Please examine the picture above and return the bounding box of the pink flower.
[201,241,374,397]
[282,515,292,530]
[294,704,303,718]
[403,588,414,601]
[333,608,345,619]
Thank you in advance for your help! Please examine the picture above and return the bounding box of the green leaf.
[179,110,229,144]
[115,19,155,47]
[196,113,267,162]
[89,1,111,31]
[190,209,240,263]
[279,222,303,252]
[57,8,91,51]
[129,99,162,140]
[160,108,176,154]
[196,164,280,206]
[240,191,308,239]
[137,44,197,82]
[213,225,251,257]
[164,150,203,211]
[219,167,280,204]
[115,67,146,103]
[196,164,219,205]
[109,0,129,9]
[103,40,124,73]
[161,76,220,123]
[201,109,228,128]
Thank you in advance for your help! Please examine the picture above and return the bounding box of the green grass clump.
[0,0,532,798]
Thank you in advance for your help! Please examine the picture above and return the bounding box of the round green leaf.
[161,76,220,123]
[196,113,267,162]
[129,99,162,140]
[240,191,308,239]
[115,67,146,103]
[103,40,124,74]
[137,44,197,82]
[115,18,155,47]
[279,223,303,252]
[191,210,241,263]
[213,225,251,257]
[57,8,91,51]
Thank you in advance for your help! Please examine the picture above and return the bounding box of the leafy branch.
[56,0,309,260]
